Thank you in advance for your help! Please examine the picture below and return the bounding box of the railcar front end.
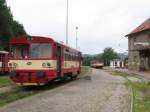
[9,36,57,86]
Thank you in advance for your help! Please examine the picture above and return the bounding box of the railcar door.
[57,45,62,77]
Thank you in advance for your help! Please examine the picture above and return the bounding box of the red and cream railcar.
[0,51,9,74]
[9,36,82,86]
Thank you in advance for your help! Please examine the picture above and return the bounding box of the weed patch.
[110,71,150,112]
[0,76,13,87]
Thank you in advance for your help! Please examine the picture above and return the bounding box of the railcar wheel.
[70,75,78,80]
[73,75,78,79]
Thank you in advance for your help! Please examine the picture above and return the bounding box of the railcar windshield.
[11,45,29,59]
[11,43,52,59]
[30,43,52,58]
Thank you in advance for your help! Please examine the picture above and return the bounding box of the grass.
[133,82,150,112]
[110,71,139,78]
[81,66,91,75]
[0,66,90,107]
[111,71,150,112]
[0,88,43,107]
[0,76,13,87]
[0,81,67,107]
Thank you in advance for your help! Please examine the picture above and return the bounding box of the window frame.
[30,43,52,59]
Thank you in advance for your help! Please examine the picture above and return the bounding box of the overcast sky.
[6,0,150,54]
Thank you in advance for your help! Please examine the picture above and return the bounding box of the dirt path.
[0,86,18,93]
[0,69,131,112]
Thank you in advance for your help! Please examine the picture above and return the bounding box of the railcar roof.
[10,36,81,53]
[56,41,80,53]
[10,36,54,44]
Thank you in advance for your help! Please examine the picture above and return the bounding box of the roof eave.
[125,28,150,37]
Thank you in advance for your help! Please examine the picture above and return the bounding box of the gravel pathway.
[0,86,17,93]
[0,69,131,112]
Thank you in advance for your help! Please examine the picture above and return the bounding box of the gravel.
[0,69,131,112]
[0,86,17,93]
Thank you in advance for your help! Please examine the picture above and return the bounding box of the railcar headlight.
[42,63,51,68]
[9,63,18,68]
[9,63,13,67]
[42,63,47,68]
[13,63,18,67]
[47,63,51,67]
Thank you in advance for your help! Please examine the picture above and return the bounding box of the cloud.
[7,0,150,54]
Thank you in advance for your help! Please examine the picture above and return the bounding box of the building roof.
[126,18,150,36]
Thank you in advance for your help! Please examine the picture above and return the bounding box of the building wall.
[128,50,140,70]
[128,30,150,71]
[128,30,150,50]
[110,60,124,68]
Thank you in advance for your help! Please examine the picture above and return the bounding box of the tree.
[82,53,103,66]
[11,20,26,36]
[102,47,118,66]
[82,54,94,66]
[0,0,26,50]
[0,0,13,48]
[94,53,103,62]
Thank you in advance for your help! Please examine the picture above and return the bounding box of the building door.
[140,50,150,71]
[120,62,122,68]
[148,57,150,70]
[57,45,62,77]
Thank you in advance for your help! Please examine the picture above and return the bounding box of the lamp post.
[76,26,78,49]
[66,0,69,45]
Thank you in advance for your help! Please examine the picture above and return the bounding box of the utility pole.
[76,26,78,49]
[66,0,69,45]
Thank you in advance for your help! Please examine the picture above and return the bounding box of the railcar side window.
[64,48,80,61]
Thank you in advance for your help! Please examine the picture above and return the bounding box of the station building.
[126,18,150,71]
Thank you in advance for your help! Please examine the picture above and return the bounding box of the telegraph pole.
[66,0,69,44]
[76,26,78,49]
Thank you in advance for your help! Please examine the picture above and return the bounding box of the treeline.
[83,47,128,66]
[0,0,27,50]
